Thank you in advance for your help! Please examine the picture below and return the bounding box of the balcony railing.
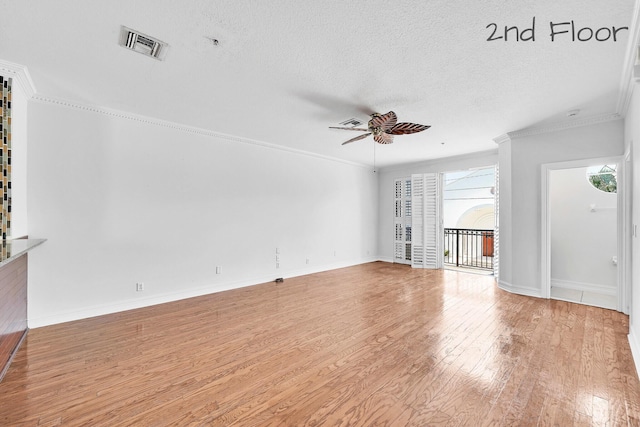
[444,228,494,271]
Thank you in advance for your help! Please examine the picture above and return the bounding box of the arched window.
[586,165,617,193]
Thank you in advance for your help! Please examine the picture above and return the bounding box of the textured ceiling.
[0,0,635,167]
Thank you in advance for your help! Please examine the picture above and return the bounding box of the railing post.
[444,228,494,272]
[456,229,460,267]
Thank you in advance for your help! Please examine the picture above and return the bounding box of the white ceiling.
[0,0,636,167]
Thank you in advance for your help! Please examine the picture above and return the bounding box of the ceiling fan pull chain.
[373,140,377,173]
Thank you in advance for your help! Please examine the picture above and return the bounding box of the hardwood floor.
[1,262,639,426]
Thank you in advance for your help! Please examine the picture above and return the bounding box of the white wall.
[26,101,378,327]
[627,82,640,373]
[377,151,498,262]
[549,167,617,292]
[498,120,625,296]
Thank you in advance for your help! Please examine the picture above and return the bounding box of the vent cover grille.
[119,26,167,60]
[339,118,364,127]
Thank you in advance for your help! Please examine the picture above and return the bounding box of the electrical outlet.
[136,282,144,292]
[216,266,221,274]
[306,258,310,264]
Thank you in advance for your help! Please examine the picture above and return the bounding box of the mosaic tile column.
[0,76,11,243]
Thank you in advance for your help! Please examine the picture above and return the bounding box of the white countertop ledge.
[0,238,46,268]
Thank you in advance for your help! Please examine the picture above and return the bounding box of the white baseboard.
[498,280,543,298]
[629,327,640,378]
[550,278,616,296]
[28,256,380,328]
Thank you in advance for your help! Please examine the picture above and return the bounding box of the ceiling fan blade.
[329,126,370,132]
[374,132,394,144]
[342,133,372,145]
[369,111,397,131]
[388,122,431,135]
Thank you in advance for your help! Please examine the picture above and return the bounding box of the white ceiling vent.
[339,118,364,127]
[119,26,167,60]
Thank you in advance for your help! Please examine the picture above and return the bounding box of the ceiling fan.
[330,111,430,145]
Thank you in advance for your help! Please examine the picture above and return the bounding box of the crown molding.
[493,134,511,145]
[0,59,37,98]
[0,59,369,169]
[496,112,622,141]
[616,0,640,116]
[30,95,371,169]
[497,0,639,139]
[378,148,498,174]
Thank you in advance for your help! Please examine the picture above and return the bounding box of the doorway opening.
[443,166,496,274]
[541,156,628,313]
[548,165,618,309]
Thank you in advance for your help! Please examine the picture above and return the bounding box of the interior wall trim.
[30,94,370,169]
[0,60,36,98]
[378,149,498,174]
[493,112,623,143]
[28,256,379,328]
[629,328,640,378]
[493,134,511,145]
[550,278,617,296]
[616,0,640,115]
[0,55,370,169]
[510,113,623,140]
[0,58,369,171]
[498,280,543,299]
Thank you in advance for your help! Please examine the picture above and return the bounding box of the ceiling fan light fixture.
[331,111,430,146]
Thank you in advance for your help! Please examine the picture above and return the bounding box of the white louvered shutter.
[423,173,443,269]
[412,173,442,269]
[411,174,424,267]
[394,178,412,264]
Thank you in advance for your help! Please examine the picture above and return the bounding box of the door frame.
[541,155,628,313]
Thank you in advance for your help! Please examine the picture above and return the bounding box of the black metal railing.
[444,228,494,270]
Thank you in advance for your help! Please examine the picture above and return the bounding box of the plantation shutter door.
[493,164,500,278]
[412,173,442,269]
[423,173,443,269]
[404,178,413,263]
[394,178,412,264]
[411,174,424,267]
[394,179,405,263]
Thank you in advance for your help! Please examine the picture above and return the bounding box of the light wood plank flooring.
[1,262,639,426]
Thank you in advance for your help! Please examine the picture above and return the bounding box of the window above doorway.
[586,165,617,193]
